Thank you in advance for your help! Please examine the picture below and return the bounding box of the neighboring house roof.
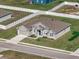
[0,9,11,18]
[23,17,71,34]
[30,0,52,4]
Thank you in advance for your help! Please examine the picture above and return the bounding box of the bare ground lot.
[55,5,79,15]
[0,50,50,59]
[0,10,31,25]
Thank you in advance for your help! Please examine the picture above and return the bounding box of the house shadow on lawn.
[68,31,79,41]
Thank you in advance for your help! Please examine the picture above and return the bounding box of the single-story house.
[29,0,53,4]
[17,17,71,39]
[0,9,12,22]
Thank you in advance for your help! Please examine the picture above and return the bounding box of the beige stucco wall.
[48,27,70,40]
[18,25,70,40]
[18,26,32,36]
[32,23,46,37]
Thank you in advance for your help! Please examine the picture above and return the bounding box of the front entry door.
[37,30,42,36]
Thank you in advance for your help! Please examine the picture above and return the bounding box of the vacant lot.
[0,10,30,25]
[55,5,79,15]
[0,50,50,59]
[21,15,79,52]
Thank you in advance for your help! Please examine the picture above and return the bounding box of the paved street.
[0,42,79,59]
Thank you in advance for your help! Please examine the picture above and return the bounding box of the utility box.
[29,0,53,4]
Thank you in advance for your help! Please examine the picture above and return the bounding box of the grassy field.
[21,15,79,52]
[0,0,64,10]
[0,50,50,59]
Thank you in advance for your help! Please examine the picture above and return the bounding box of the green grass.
[0,0,63,10]
[0,0,79,10]
[21,15,79,52]
[0,0,79,52]
[0,15,79,51]
[0,27,17,39]
[21,32,79,52]
[0,50,50,59]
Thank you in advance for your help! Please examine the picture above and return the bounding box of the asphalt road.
[0,42,79,59]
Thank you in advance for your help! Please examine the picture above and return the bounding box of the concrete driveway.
[6,35,27,44]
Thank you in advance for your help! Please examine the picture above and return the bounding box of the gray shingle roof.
[24,16,70,34]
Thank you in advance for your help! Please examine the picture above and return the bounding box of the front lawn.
[0,50,50,59]
[0,27,17,39]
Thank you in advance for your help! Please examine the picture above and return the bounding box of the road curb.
[19,42,73,54]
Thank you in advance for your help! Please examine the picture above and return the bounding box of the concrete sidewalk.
[0,42,79,59]
[0,47,9,52]
[6,13,39,29]
[6,35,27,44]
[71,48,79,56]
[0,5,39,13]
